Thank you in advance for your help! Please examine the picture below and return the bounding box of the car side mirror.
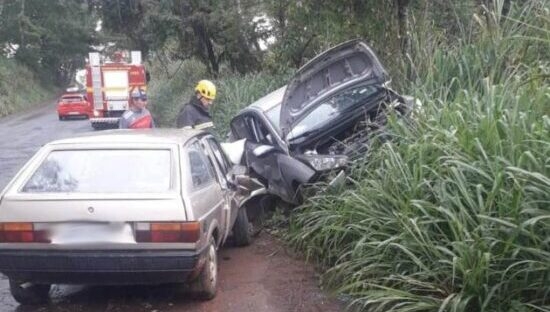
[226,165,250,192]
[252,145,275,157]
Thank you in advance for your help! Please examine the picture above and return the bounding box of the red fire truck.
[86,51,148,130]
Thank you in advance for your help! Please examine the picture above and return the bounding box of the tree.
[0,0,97,86]
[96,0,265,75]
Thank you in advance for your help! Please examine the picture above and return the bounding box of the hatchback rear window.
[61,96,84,102]
[21,149,172,193]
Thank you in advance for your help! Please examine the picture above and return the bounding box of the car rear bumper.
[90,117,120,124]
[0,248,206,285]
[57,108,91,116]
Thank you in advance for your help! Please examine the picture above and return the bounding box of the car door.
[201,136,240,241]
[231,112,310,204]
[183,140,227,244]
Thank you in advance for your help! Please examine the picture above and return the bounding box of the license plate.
[49,222,134,244]
[69,112,80,115]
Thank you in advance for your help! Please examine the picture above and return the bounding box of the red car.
[57,93,92,120]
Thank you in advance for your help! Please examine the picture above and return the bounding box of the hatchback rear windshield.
[61,96,84,102]
[21,149,172,193]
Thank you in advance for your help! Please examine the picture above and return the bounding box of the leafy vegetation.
[287,1,550,311]
[0,56,54,117]
[0,0,96,85]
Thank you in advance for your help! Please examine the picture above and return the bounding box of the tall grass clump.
[0,56,55,117]
[288,1,550,311]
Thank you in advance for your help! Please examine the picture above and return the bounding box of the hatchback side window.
[206,138,232,175]
[188,143,214,188]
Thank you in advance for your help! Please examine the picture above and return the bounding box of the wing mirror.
[226,165,252,193]
[252,145,275,157]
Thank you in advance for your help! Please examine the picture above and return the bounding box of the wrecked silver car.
[229,40,414,204]
[0,129,261,305]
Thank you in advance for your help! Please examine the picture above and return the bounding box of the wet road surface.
[0,102,344,311]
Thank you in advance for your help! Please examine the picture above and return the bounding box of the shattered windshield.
[286,84,382,140]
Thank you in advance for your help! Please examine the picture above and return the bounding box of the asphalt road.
[0,102,344,312]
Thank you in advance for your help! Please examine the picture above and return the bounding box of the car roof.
[248,86,286,112]
[47,128,205,146]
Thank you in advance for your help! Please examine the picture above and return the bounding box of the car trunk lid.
[0,195,186,223]
[280,40,388,138]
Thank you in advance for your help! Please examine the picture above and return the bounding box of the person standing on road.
[119,88,155,129]
[176,80,216,130]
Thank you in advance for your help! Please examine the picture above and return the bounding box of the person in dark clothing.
[176,80,216,130]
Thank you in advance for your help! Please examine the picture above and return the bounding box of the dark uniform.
[176,96,213,130]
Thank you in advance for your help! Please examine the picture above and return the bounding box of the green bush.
[0,57,55,117]
[287,2,550,311]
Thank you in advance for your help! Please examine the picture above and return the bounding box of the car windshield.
[265,104,282,131]
[21,149,172,193]
[284,83,382,140]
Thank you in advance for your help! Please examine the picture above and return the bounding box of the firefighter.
[119,88,155,129]
[176,80,216,130]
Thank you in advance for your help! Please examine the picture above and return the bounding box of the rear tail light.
[0,223,50,243]
[135,222,201,243]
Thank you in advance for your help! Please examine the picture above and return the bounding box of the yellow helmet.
[195,80,216,100]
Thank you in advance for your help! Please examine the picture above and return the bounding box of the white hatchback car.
[0,129,262,304]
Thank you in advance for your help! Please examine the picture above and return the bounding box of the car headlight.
[93,110,100,117]
[299,154,349,171]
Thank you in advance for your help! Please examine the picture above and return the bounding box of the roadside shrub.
[288,1,550,311]
[0,56,54,117]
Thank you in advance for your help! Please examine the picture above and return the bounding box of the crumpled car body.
[228,40,415,204]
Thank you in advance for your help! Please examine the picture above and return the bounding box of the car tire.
[189,237,217,300]
[9,279,51,305]
[232,207,252,246]
[58,115,64,121]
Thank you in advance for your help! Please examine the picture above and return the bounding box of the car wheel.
[58,115,64,121]
[9,279,51,305]
[189,237,217,300]
[232,207,253,246]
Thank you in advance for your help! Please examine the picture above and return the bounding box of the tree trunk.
[396,0,411,56]
[192,19,219,74]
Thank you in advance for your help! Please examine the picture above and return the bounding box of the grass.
[286,1,550,311]
[0,57,55,117]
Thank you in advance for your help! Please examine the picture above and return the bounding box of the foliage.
[96,0,267,75]
[0,0,97,86]
[147,55,290,137]
[287,1,550,311]
[0,56,54,117]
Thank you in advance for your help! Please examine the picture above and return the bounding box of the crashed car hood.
[280,39,389,138]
